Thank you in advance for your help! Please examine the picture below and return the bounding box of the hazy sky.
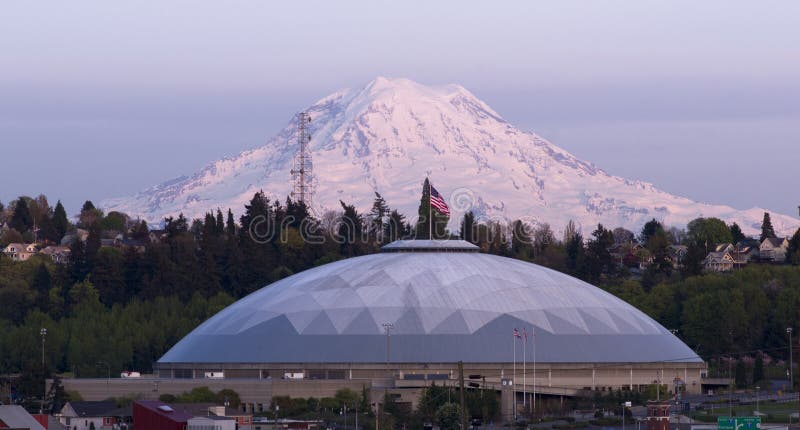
[1,1,799,219]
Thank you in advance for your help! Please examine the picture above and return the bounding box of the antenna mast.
[290,112,313,206]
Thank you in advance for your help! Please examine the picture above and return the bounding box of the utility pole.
[459,361,467,430]
[40,327,46,414]
[787,327,793,392]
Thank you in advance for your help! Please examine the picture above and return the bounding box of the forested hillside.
[1,188,799,402]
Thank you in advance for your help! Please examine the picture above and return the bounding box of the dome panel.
[159,245,702,364]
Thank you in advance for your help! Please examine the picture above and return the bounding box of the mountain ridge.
[102,77,798,237]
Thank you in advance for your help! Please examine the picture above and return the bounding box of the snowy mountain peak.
[102,78,798,237]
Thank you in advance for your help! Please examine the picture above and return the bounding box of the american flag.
[430,184,450,215]
[513,328,521,338]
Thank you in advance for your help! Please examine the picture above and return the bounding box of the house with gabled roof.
[2,243,36,262]
[703,251,735,272]
[59,400,119,430]
[0,405,46,430]
[760,237,789,262]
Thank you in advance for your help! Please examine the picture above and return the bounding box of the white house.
[703,251,735,272]
[59,401,118,430]
[187,415,236,430]
[760,237,789,262]
[2,243,36,262]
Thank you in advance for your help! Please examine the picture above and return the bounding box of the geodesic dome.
[158,240,701,364]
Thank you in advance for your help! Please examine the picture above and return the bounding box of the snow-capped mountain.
[102,77,798,237]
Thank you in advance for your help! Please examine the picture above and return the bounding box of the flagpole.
[428,180,432,240]
[533,327,536,416]
[523,332,526,412]
[513,332,516,422]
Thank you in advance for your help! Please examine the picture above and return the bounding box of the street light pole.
[40,328,47,414]
[622,401,631,430]
[97,362,110,395]
[788,328,794,392]
[382,323,394,378]
[755,386,759,416]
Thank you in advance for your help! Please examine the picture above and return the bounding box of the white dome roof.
[159,241,701,364]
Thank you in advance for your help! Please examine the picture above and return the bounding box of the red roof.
[134,400,194,423]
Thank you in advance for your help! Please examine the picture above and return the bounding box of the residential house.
[0,405,46,430]
[40,245,71,264]
[760,237,789,262]
[59,400,119,430]
[703,251,735,272]
[188,415,236,430]
[2,243,37,262]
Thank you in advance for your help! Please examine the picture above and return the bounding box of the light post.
[622,401,631,430]
[382,323,394,378]
[40,327,46,414]
[273,404,279,430]
[787,328,794,392]
[755,386,759,416]
[97,361,110,395]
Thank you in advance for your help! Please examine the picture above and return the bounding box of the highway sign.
[717,416,761,430]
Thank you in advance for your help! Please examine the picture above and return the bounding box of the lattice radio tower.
[290,112,313,206]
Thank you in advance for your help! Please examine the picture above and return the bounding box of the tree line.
[1,182,799,401]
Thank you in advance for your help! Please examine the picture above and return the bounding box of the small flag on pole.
[430,185,450,215]
[513,328,521,338]
[523,327,528,342]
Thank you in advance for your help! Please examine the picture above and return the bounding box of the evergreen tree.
[460,211,476,244]
[165,214,189,238]
[565,230,584,276]
[9,197,33,234]
[339,201,364,256]
[729,222,746,244]
[760,212,776,241]
[639,219,664,244]
[226,209,236,236]
[584,224,616,281]
[386,209,408,243]
[215,209,225,234]
[787,227,800,265]
[130,220,149,241]
[370,192,389,244]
